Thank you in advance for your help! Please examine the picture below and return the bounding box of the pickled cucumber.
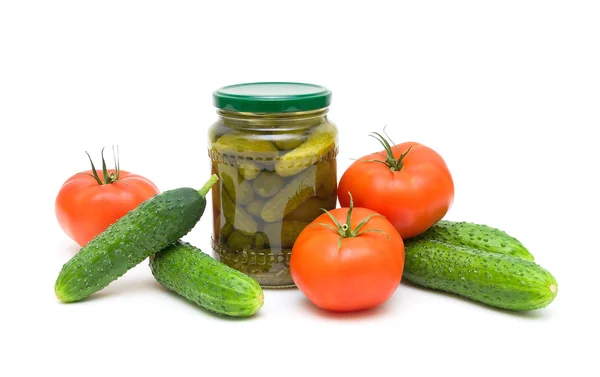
[284,196,337,222]
[264,220,311,247]
[261,165,318,222]
[275,123,337,177]
[246,199,265,218]
[254,231,270,248]
[274,135,305,151]
[252,171,285,198]
[315,160,337,199]
[228,230,255,251]
[220,222,235,242]
[213,133,279,166]
[239,161,262,180]
[222,189,258,234]
[219,164,255,205]
[211,118,337,288]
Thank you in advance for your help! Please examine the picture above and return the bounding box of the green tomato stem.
[319,192,390,250]
[85,146,121,185]
[368,127,413,172]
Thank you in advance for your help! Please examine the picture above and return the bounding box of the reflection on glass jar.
[208,82,339,288]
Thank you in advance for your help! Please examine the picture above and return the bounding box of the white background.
[1,1,598,376]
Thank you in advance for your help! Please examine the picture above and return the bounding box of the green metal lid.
[213,82,332,113]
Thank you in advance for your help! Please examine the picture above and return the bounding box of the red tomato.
[55,151,159,247]
[338,136,454,239]
[290,199,405,312]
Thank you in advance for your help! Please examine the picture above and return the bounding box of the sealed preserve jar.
[208,82,339,288]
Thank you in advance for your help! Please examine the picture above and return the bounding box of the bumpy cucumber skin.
[212,133,279,166]
[414,220,535,261]
[275,123,336,177]
[55,188,207,303]
[403,239,558,311]
[213,133,279,155]
[150,241,264,317]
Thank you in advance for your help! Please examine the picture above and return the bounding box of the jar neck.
[217,108,329,131]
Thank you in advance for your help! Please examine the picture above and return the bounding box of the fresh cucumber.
[412,220,534,261]
[149,241,264,317]
[403,239,558,311]
[54,175,219,303]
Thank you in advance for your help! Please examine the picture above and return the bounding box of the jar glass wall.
[208,83,338,288]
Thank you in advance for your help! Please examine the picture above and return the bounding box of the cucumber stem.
[198,174,219,196]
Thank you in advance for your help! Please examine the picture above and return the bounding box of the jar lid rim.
[213,82,332,113]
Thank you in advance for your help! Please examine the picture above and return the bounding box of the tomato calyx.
[313,192,390,250]
[366,128,413,172]
[84,146,121,185]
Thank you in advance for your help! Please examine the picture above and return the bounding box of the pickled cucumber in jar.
[218,163,255,205]
[238,161,262,180]
[213,132,279,166]
[252,171,285,198]
[209,82,339,288]
[263,220,311,248]
[221,188,258,234]
[246,198,266,218]
[284,195,337,222]
[275,123,337,177]
[261,165,319,222]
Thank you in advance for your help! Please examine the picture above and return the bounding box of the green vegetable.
[212,133,279,166]
[54,175,219,303]
[219,222,235,242]
[222,189,258,234]
[246,198,266,218]
[274,135,306,151]
[315,160,337,199]
[264,220,310,247]
[284,196,336,222]
[254,231,270,248]
[227,230,255,251]
[275,123,336,177]
[261,165,317,222]
[403,238,558,311]
[219,164,255,205]
[252,171,284,198]
[238,161,262,180]
[150,240,264,317]
[227,229,270,251]
[411,220,535,261]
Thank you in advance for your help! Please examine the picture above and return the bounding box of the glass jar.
[208,82,339,288]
